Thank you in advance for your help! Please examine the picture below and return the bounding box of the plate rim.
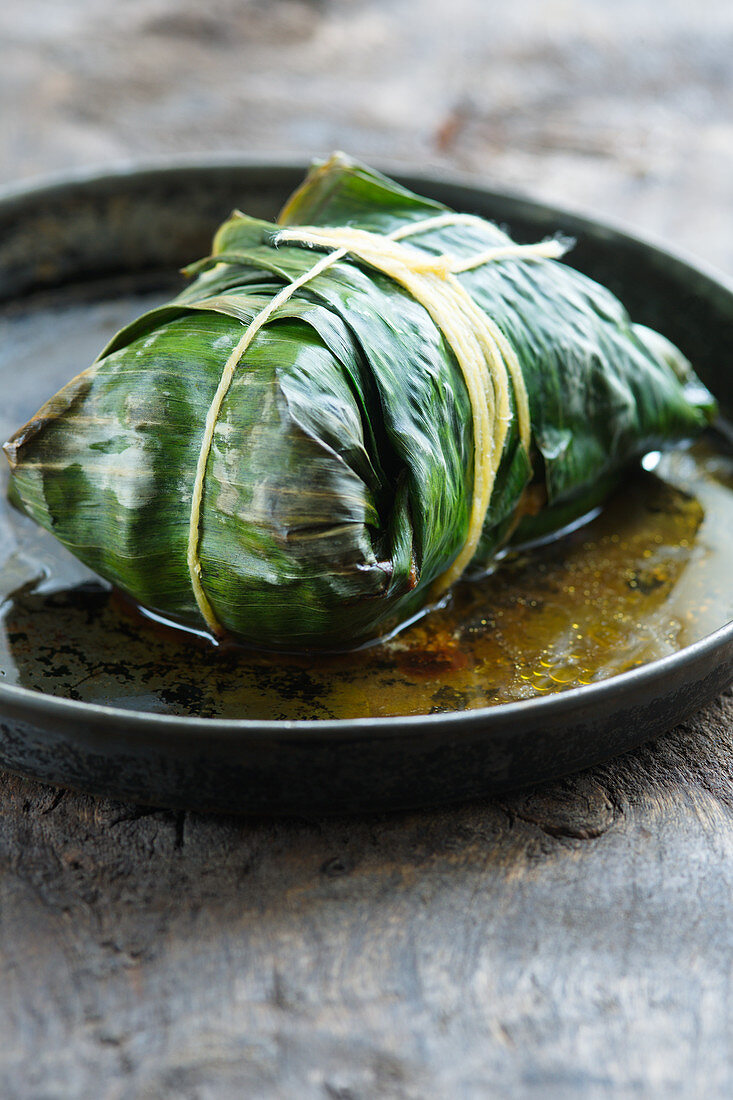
[2,152,732,297]
[1,155,731,738]
[0,620,730,739]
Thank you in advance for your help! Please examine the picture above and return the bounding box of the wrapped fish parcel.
[4,155,716,651]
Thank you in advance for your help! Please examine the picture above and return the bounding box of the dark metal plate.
[0,158,731,815]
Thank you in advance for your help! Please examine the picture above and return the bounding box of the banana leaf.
[4,155,716,651]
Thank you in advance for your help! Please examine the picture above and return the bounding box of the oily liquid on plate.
[1,439,731,720]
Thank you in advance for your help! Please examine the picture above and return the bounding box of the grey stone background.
[1,2,733,1098]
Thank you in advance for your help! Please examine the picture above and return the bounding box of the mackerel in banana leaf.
[4,156,716,651]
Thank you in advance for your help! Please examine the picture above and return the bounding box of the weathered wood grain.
[0,692,732,1098]
[1,1,733,1097]
[1,0,732,273]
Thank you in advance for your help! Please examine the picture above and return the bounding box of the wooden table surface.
[1,2,732,1096]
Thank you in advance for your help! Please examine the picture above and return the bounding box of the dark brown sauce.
[1,439,731,719]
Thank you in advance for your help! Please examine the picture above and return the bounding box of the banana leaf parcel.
[4,155,716,651]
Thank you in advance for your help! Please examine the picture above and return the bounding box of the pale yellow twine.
[187,214,568,633]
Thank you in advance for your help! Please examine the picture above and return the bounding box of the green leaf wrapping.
[4,155,716,650]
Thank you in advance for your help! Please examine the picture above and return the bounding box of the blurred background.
[1,0,731,266]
